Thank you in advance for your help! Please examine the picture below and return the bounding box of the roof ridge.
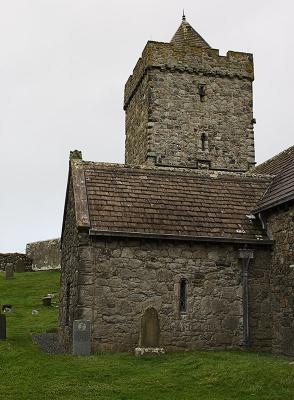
[81,160,273,182]
[255,144,294,173]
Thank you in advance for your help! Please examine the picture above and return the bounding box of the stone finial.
[70,150,83,161]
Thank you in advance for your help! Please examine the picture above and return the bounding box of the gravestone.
[5,265,14,279]
[2,305,12,313]
[42,296,52,307]
[73,320,91,356]
[141,307,160,347]
[14,261,26,273]
[0,314,6,340]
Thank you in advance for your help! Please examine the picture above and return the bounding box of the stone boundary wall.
[26,238,61,271]
[0,253,32,272]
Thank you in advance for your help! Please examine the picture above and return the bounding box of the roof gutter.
[89,229,274,246]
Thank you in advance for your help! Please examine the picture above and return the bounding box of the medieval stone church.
[59,17,294,355]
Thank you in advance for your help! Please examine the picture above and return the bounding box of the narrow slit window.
[198,84,206,101]
[201,132,206,151]
[179,279,188,313]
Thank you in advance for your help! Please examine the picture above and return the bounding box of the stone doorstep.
[134,347,165,356]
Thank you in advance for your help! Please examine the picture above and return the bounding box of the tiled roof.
[254,145,294,212]
[70,161,272,243]
[171,20,211,49]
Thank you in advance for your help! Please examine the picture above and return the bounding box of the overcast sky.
[0,0,293,253]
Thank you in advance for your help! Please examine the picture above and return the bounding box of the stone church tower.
[124,16,255,171]
[59,15,294,356]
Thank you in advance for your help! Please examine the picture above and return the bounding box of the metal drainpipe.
[239,248,254,348]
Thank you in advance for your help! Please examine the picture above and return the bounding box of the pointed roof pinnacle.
[171,16,211,49]
[182,9,186,21]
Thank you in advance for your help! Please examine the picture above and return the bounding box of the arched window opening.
[198,84,206,102]
[179,279,188,313]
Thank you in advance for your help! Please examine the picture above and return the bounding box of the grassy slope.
[0,272,294,400]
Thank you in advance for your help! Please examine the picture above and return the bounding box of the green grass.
[1,272,294,400]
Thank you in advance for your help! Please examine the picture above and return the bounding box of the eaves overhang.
[88,229,274,246]
[253,194,294,214]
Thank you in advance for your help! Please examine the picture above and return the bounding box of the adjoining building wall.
[26,238,61,271]
[0,253,32,272]
[125,42,255,171]
[266,201,294,355]
[59,230,272,353]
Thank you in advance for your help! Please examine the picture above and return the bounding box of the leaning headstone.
[73,320,91,356]
[5,265,14,280]
[0,314,6,340]
[135,307,164,356]
[42,297,52,307]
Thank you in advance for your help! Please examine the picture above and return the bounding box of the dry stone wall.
[0,253,32,272]
[69,236,271,353]
[26,238,61,271]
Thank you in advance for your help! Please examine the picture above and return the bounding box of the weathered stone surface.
[26,238,61,271]
[140,307,160,347]
[82,238,270,353]
[0,253,32,273]
[266,203,294,355]
[125,42,255,171]
[59,184,77,347]
[73,320,91,356]
[135,347,164,356]
[5,266,14,279]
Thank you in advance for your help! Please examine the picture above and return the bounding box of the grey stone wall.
[125,73,150,166]
[249,251,273,352]
[266,202,294,355]
[0,253,32,272]
[72,236,271,353]
[26,238,61,271]
[125,42,255,171]
[59,180,81,349]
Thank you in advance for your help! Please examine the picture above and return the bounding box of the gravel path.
[32,333,67,354]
